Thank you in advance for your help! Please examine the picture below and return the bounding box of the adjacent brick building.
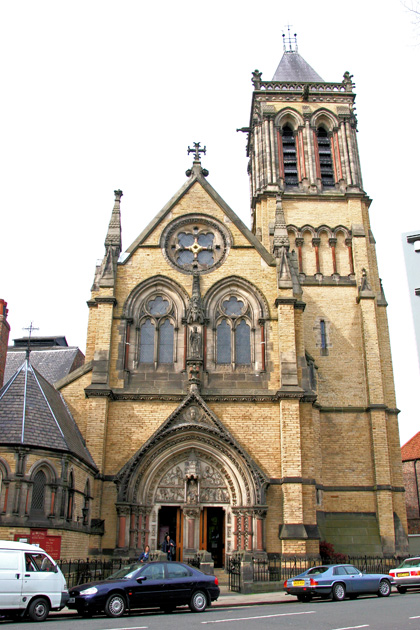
[0,44,408,561]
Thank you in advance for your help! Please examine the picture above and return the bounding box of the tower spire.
[105,189,123,255]
[94,190,123,289]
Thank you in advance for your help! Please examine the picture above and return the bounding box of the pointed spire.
[105,189,123,255]
[272,196,290,258]
[272,29,324,83]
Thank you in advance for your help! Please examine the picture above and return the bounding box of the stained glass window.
[222,296,244,316]
[198,250,214,265]
[31,470,46,512]
[140,319,155,363]
[198,232,214,248]
[177,250,194,266]
[217,320,231,364]
[178,232,195,247]
[235,320,251,365]
[148,296,170,316]
[158,319,174,364]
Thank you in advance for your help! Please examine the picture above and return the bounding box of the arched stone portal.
[115,394,269,564]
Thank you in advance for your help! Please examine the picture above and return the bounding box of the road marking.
[410,616,420,619]
[201,610,316,624]
[330,626,369,630]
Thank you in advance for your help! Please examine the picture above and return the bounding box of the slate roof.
[401,431,420,462]
[4,347,85,385]
[0,360,96,469]
[272,51,324,82]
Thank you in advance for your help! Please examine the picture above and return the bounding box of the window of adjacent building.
[317,127,334,188]
[31,470,46,513]
[67,471,74,520]
[282,125,298,186]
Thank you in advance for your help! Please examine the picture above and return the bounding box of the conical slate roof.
[0,359,96,469]
[272,51,324,82]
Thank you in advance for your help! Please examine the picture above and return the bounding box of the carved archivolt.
[115,392,269,509]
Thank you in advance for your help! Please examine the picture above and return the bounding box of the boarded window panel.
[217,320,231,364]
[235,320,251,365]
[140,319,155,363]
[282,125,298,186]
[31,470,46,512]
[158,319,174,364]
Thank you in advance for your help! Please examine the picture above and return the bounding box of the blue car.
[284,564,392,602]
[67,561,220,617]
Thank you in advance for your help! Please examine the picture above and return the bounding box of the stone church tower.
[58,44,407,560]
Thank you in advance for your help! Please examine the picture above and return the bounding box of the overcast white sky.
[1,0,420,444]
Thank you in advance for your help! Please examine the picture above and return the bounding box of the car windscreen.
[107,563,142,579]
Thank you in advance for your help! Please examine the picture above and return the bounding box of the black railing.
[251,554,408,584]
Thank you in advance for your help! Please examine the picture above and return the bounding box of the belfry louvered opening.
[282,125,298,186]
[317,127,335,188]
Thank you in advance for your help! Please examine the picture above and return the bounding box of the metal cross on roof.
[22,321,39,358]
[187,142,206,162]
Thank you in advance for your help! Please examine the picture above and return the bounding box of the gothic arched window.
[316,127,334,188]
[282,124,298,186]
[31,470,46,513]
[139,294,175,366]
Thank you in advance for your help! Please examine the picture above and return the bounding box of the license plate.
[68,598,75,604]
[397,572,410,578]
[293,580,305,586]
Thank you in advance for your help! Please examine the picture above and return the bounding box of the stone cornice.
[319,484,405,493]
[95,297,118,305]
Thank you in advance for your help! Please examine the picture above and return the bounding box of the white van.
[0,540,69,621]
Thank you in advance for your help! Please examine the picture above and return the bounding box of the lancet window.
[216,297,252,365]
[31,470,46,514]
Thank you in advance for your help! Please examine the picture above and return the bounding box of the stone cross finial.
[188,142,206,162]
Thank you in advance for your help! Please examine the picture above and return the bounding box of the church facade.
[46,48,407,560]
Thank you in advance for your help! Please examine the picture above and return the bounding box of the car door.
[344,565,370,593]
[131,563,167,610]
[0,550,23,610]
[23,552,62,607]
[165,563,194,606]
[333,566,355,593]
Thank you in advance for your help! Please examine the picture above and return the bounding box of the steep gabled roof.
[122,164,275,267]
[5,347,84,385]
[402,431,420,462]
[272,51,324,82]
[0,360,96,469]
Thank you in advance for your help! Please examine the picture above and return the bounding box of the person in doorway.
[162,534,176,561]
[138,544,150,563]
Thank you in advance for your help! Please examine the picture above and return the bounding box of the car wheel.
[105,594,126,618]
[297,594,312,602]
[378,579,391,597]
[189,590,207,612]
[27,597,50,622]
[332,582,346,601]
[397,585,407,594]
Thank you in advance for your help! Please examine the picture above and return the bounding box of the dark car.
[284,564,392,602]
[67,561,220,617]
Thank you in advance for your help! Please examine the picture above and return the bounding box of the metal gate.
[227,555,241,592]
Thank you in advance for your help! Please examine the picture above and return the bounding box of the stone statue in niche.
[187,478,198,504]
[189,326,202,358]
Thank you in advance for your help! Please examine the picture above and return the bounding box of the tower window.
[282,125,298,186]
[216,320,231,364]
[317,127,334,188]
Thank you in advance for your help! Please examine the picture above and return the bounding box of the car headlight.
[79,587,98,596]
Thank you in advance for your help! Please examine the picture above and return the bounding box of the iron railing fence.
[251,555,409,584]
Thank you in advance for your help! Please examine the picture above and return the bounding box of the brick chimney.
[0,300,10,388]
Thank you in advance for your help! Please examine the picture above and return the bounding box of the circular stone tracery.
[160,215,231,274]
